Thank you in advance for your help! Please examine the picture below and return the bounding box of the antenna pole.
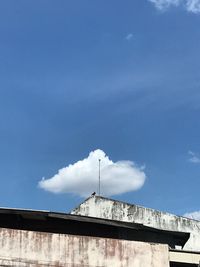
[98,159,101,196]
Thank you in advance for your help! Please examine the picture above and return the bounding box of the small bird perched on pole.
[91,192,96,196]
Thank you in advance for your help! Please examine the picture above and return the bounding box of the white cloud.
[148,0,181,10]
[188,151,200,164]
[38,149,146,197]
[183,211,200,220]
[148,0,200,13]
[186,0,200,13]
[125,33,134,41]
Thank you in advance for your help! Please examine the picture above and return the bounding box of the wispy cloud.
[148,0,180,10]
[183,211,200,220]
[125,33,134,41]
[38,149,146,197]
[186,0,200,13]
[188,151,200,164]
[148,0,200,13]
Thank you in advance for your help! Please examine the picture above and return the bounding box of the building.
[71,195,200,251]
[0,196,199,266]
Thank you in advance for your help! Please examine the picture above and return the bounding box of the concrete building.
[0,228,169,267]
[71,195,200,251]
[0,197,199,266]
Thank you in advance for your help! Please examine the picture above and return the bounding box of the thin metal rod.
[98,159,101,196]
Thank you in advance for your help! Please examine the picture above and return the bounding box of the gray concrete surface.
[0,227,169,267]
[71,196,200,251]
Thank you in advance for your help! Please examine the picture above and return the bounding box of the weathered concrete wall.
[0,227,169,267]
[71,196,200,251]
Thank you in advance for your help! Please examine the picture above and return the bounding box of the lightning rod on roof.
[98,159,101,196]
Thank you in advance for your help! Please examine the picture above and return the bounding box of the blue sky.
[0,0,200,216]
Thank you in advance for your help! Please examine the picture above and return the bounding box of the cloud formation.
[148,0,180,10]
[148,0,200,13]
[186,0,200,13]
[125,33,134,41]
[183,211,200,220]
[188,151,200,164]
[39,149,146,197]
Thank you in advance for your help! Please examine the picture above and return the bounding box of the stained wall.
[71,196,200,251]
[0,227,169,267]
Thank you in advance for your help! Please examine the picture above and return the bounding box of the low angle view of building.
[1,0,200,266]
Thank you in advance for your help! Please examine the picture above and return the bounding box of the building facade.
[71,195,200,251]
[0,196,199,266]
